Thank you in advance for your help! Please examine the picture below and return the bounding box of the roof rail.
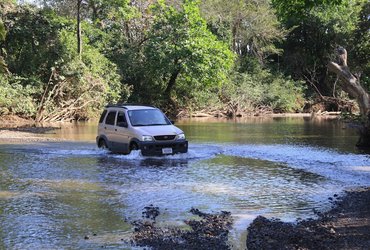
[105,103,156,109]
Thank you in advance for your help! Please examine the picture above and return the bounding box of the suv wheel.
[129,142,139,152]
[98,139,108,149]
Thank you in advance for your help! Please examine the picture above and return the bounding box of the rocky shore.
[127,188,370,250]
[247,187,370,250]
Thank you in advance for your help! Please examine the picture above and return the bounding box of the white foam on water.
[37,142,370,188]
[111,143,223,161]
[223,143,370,186]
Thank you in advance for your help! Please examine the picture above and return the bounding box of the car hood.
[133,125,183,136]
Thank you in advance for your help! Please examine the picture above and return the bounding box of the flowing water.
[1,117,370,249]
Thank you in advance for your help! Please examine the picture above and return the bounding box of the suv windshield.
[128,109,171,126]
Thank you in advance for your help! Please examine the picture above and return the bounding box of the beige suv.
[96,104,188,156]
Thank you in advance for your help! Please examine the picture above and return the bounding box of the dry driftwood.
[328,47,370,147]
[327,47,370,117]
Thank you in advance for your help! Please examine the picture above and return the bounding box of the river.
[0,116,369,249]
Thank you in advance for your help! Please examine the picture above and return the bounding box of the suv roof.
[105,104,156,110]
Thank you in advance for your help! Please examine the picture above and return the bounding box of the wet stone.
[142,204,160,220]
[131,207,233,250]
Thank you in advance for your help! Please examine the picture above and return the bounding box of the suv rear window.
[105,111,117,125]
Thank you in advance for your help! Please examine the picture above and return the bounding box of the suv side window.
[117,111,127,127]
[99,110,107,123]
[105,111,117,125]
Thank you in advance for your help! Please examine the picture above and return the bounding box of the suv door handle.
[115,129,117,131]
[104,127,107,130]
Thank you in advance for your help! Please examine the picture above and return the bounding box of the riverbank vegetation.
[0,0,369,121]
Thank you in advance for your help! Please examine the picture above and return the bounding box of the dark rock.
[246,188,370,250]
[131,207,233,250]
[142,204,160,220]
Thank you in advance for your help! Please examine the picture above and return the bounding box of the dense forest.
[0,0,369,121]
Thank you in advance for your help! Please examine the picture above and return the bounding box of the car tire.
[129,142,139,153]
[98,139,108,149]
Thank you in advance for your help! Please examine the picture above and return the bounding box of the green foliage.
[4,6,60,81]
[0,19,5,41]
[0,18,8,74]
[2,5,127,120]
[273,0,367,97]
[310,0,364,44]
[89,0,136,22]
[3,0,367,121]
[135,0,234,107]
[35,23,127,121]
[0,75,38,117]
[40,0,136,22]
[352,1,370,88]
[221,69,305,113]
[201,0,286,63]
[272,0,345,24]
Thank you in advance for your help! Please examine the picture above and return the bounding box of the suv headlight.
[177,133,185,140]
[142,135,154,141]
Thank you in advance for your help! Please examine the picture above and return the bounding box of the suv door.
[104,110,117,148]
[114,111,131,150]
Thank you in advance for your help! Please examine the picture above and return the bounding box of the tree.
[352,1,370,88]
[39,0,134,23]
[201,0,286,64]
[328,47,370,147]
[77,0,82,58]
[272,0,343,25]
[2,6,126,120]
[272,0,366,97]
[4,6,63,81]
[0,20,5,42]
[139,0,234,109]
[0,0,15,75]
[0,19,9,74]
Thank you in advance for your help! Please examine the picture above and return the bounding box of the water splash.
[111,143,223,161]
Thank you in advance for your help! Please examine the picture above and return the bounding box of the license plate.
[162,148,173,154]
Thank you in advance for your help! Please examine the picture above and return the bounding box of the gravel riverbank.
[127,188,370,249]
[0,127,62,142]
[246,187,370,249]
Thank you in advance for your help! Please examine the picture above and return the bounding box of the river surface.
[1,117,370,249]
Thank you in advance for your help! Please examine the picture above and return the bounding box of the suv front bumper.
[139,140,188,156]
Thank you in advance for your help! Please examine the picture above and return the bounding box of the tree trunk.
[163,67,181,116]
[77,0,82,59]
[328,47,370,147]
[164,68,181,100]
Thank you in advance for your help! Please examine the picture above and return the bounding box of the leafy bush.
[36,28,129,121]
[2,6,130,121]
[230,70,305,112]
[193,68,305,115]
[0,75,38,117]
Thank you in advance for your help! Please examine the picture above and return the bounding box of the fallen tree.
[328,47,370,147]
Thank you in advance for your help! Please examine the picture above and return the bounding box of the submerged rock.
[131,207,233,250]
